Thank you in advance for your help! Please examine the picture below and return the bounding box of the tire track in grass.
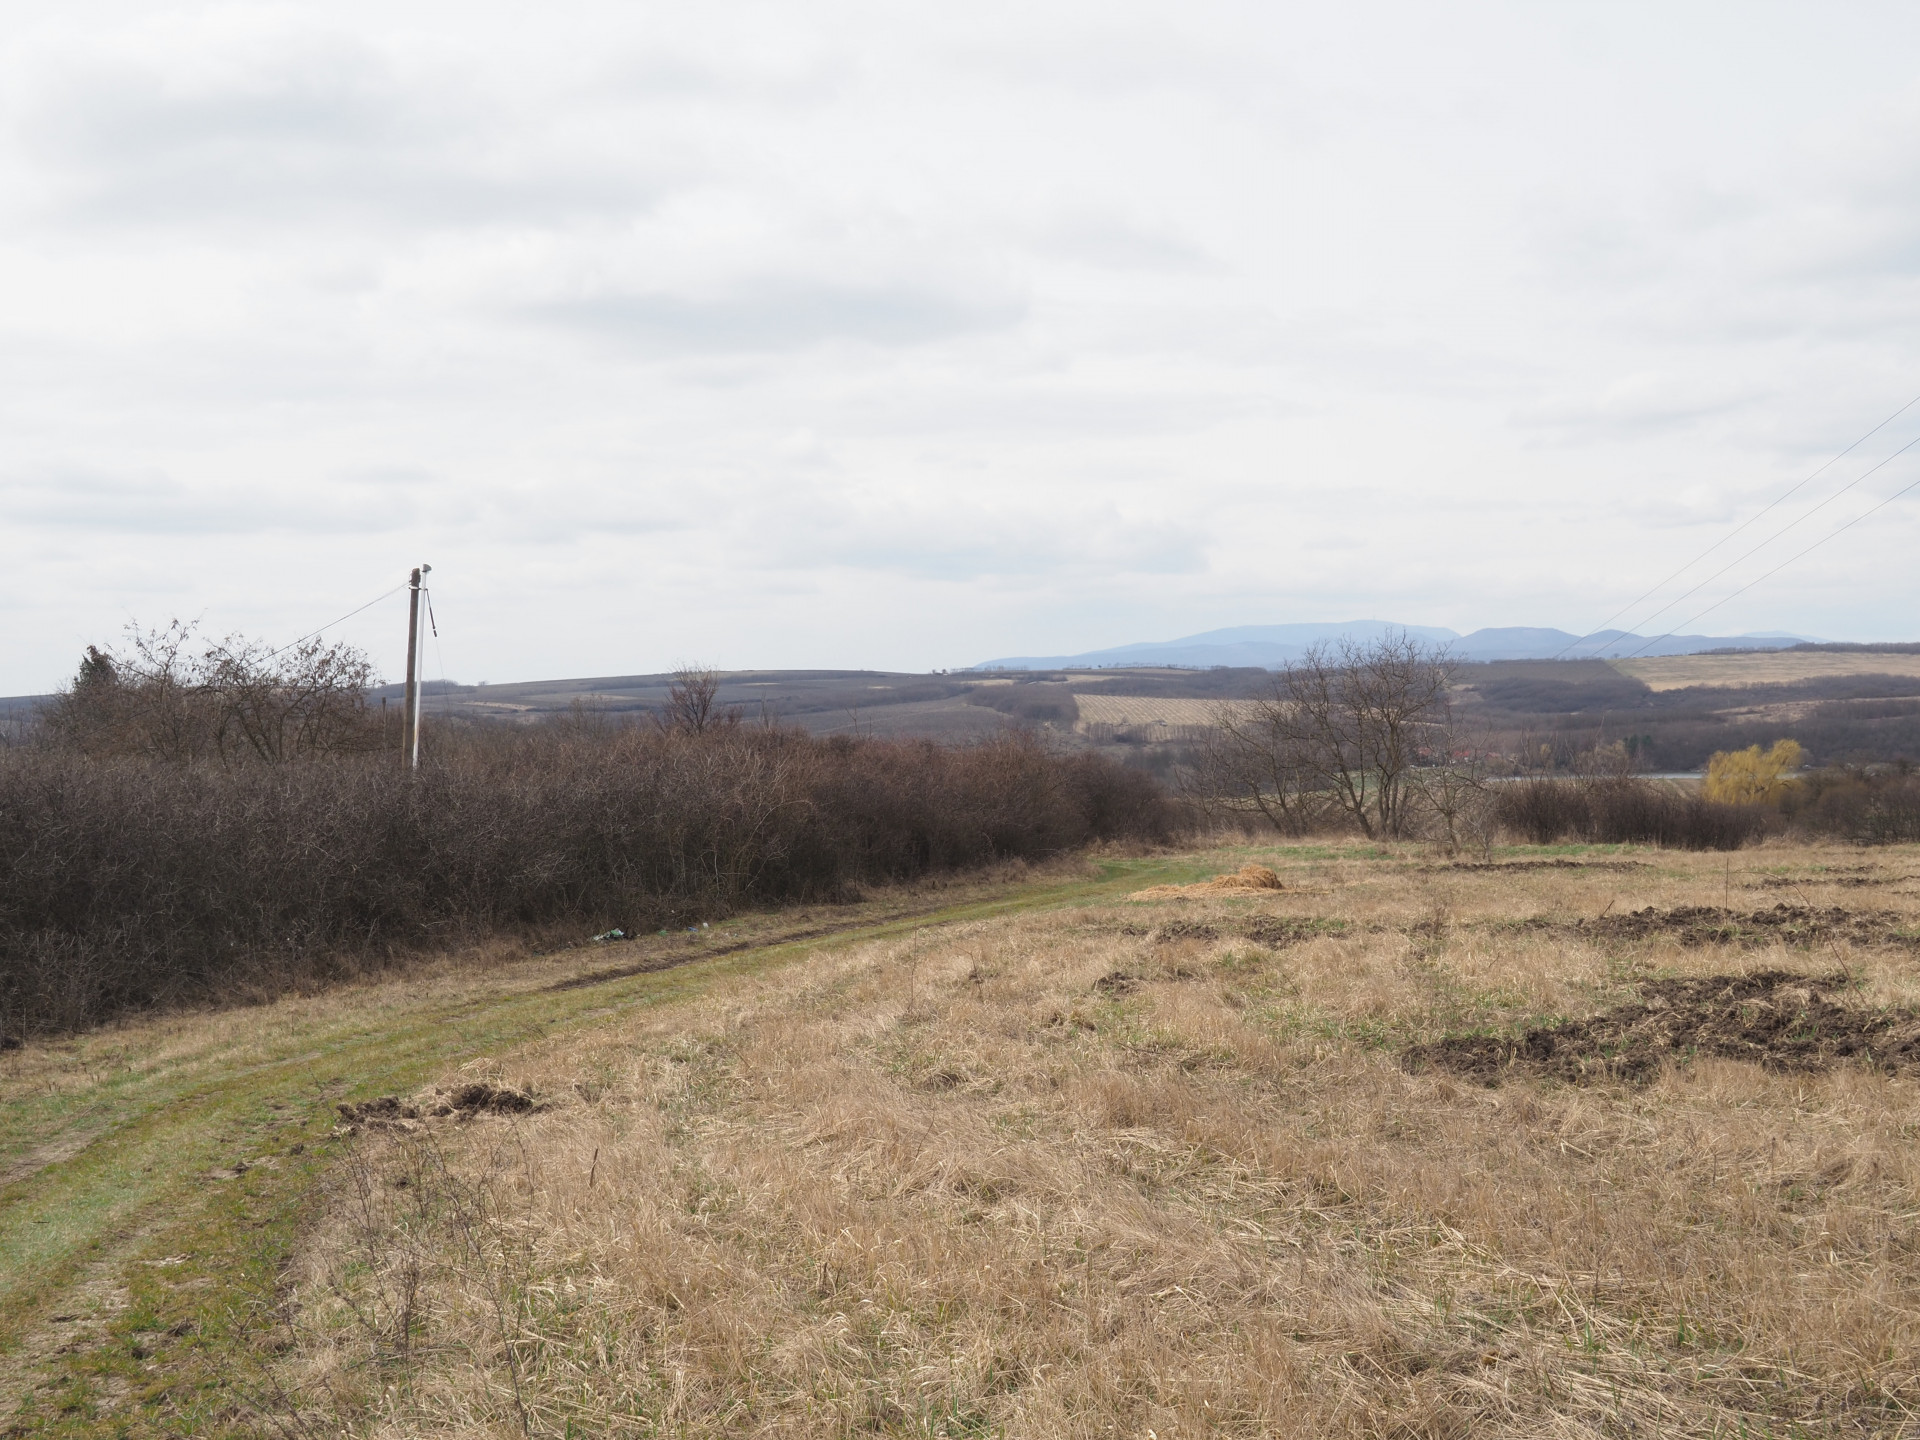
[0,854,1206,1435]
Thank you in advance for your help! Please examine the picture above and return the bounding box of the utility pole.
[402,564,431,769]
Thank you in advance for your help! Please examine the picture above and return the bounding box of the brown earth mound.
[336,1081,540,1131]
[1153,920,1219,944]
[1437,859,1650,873]
[1241,916,1331,949]
[1576,903,1917,948]
[1747,872,1887,890]
[1408,971,1920,1086]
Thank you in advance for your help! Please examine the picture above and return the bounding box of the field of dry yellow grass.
[1610,652,1920,690]
[1071,696,1260,731]
[257,842,1920,1439]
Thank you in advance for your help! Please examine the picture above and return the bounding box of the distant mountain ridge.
[973,621,1820,670]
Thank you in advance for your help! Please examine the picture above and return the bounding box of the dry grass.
[278,843,1920,1437]
[1610,652,1920,690]
[1072,696,1261,730]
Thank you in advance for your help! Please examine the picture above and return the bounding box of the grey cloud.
[3,467,420,536]
[1520,118,1920,354]
[950,23,1286,104]
[527,277,1026,354]
[475,487,700,544]
[597,49,853,107]
[855,536,1204,582]
[1034,210,1214,272]
[743,494,1207,581]
[1510,380,1757,444]
[21,42,666,230]
[836,385,1271,441]
[15,3,1920,693]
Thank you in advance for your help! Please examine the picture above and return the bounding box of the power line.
[1618,469,1920,661]
[266,582,408,659]
[1593,431,1920,648]
[1555,390,1920,658]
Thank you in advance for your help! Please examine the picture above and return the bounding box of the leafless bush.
[1491,776,1763,850]
[1495,774,1593,844]
[0,724,1176,1042]
[40,622,382,763]
[1780,766,1920,844]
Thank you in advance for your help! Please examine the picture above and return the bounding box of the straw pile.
[1128,862,1284,901]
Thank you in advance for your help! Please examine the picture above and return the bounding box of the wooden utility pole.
[402,564,431,769]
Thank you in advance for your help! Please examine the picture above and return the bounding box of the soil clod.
[1409,970,1920,1085]
[336,1095,416,1124]
[1439,859,1650,873]
[1153,920,1218,944]
[1748,872,1884,890]
[337,1082,541,1130]
[1241,916,1323,948]
[446,1081,538,1114]
[1576,903,1916,948]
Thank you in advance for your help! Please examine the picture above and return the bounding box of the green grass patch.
[0,852,1223,1434]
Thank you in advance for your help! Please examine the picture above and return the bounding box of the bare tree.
[1189,698,1325,835]
[658,665,740,736]
[1196,633,1453,840]
[1404,687,1493,856]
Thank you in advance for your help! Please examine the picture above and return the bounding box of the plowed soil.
[335,1081,542,1131]
[1408,971,1920,1085]
[1436,859,1650,873]
[1576,903,1918,948]
[1241,916,1330,948]
[1152,920,1219,944]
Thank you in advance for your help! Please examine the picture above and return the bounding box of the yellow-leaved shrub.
[1704,738,1803,805]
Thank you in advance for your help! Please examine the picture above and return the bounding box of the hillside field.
[7,841,1920,1436]
[1611,652,1920,691]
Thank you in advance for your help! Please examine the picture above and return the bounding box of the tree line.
[0,628,1175,1041]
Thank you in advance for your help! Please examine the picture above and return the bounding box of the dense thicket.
[0,725,1173,1041]
[1779,766,1920,845]
[1492,775,1765,850]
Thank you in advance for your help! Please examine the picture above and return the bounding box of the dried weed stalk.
[281,845,1920,1437]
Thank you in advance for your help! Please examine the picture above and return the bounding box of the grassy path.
[0,852,1217,1435]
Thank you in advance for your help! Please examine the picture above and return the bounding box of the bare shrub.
[1782,765,1920,844]
[1496,775,1592,844]
[1491,776,1763,850]
[40,622,382,763]
[0,725,1176,1042]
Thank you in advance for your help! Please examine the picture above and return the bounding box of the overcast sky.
[8,1,1920,691]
